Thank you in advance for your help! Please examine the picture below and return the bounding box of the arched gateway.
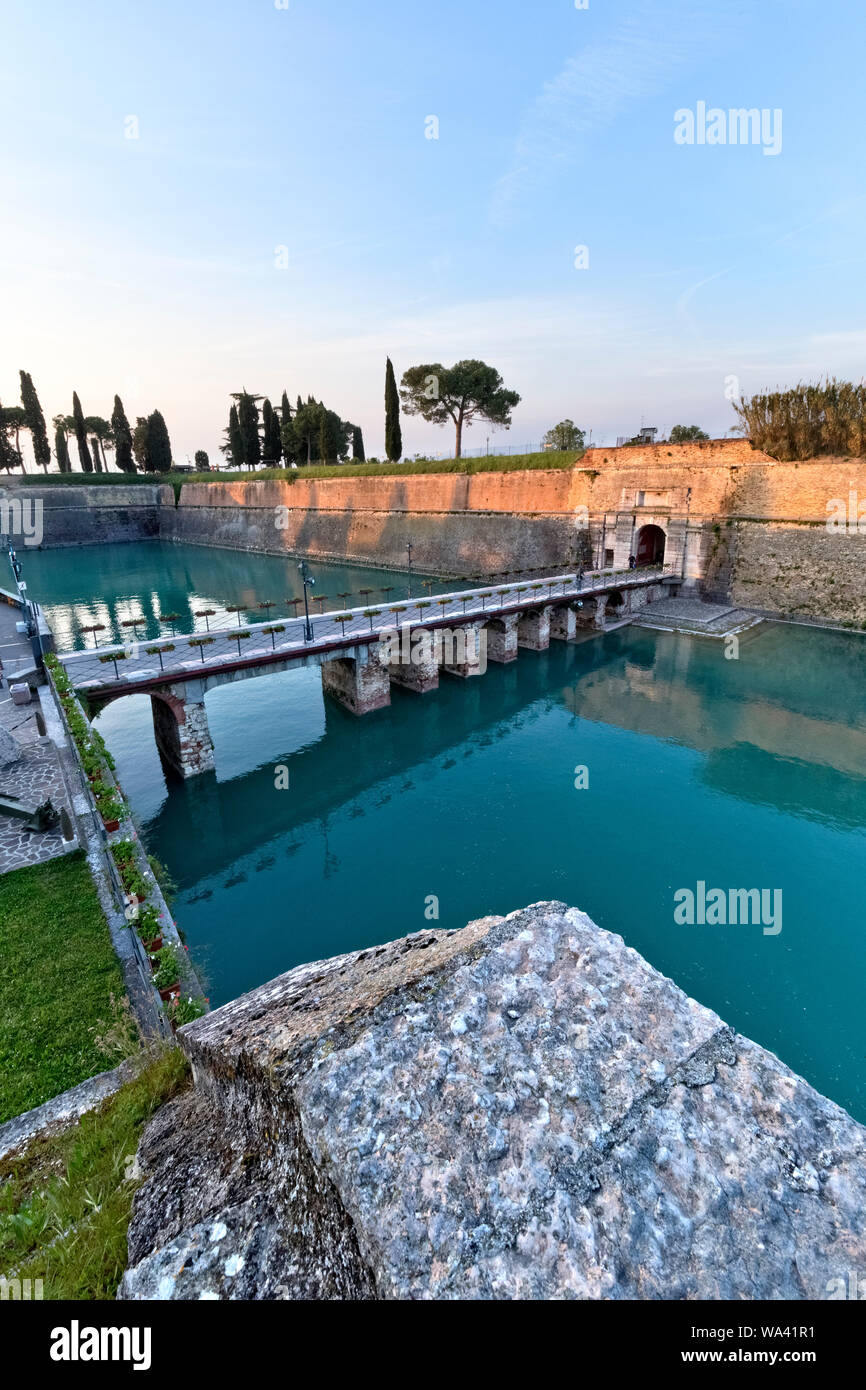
[635,524,666,567]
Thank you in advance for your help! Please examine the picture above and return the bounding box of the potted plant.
[163,994,207,1033]
[188,636,215,662]
[122,862,150,902]
[98,650,128,680]
[134,905,163,953]
[151,943,182,1001]
[97,791,124,833]
[145,643,174,672]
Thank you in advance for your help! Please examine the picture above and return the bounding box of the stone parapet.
[121,901,866,1301]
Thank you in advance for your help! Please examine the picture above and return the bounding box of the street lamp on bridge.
[298,560,315,642]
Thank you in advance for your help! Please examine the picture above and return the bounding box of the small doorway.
[635,524,665,567]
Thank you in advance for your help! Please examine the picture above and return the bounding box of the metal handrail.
[58,563,675,689]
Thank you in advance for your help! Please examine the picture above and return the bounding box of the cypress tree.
[318,405,330,465]
[0,404,20,472]
[352,425,365,461]
[385,357,402,462]
[72,391,92,472]
[54,424,71,473]
[111,395,134,472]
[262,398,282,463]
[132,417,151,472]
[279,390,295,463]
[19,371,50,473]
[228,404,244,468]
[146,410,172,472]
[90,437,103,473]
[232,390,262,468]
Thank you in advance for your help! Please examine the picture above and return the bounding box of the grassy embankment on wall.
[17,448,583,492]
[0,1047,188,1299]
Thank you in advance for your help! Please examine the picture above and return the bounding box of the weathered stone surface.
[0,726,21,769]
[121,902,866,1300]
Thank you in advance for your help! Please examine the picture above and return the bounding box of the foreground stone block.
[121,902,866,1300]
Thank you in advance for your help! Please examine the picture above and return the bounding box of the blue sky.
[2,0,865,462]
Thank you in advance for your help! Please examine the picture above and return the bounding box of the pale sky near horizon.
[2,0,865,466]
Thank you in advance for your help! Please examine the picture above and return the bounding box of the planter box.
[158,983,181,1002]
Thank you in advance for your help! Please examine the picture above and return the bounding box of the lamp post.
[406,539,413,600]
[298,560,315,642]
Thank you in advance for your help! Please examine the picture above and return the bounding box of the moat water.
[23,541,866,1121]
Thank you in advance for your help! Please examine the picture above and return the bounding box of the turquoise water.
[23,540,448,651]
[23,543,866,1121]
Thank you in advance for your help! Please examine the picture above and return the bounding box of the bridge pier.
[382,628,440,694]
[151,686,215,779]
[321,646,391,714]
[439,622,484,678]
[517,607,550,651]
[592,595,609,631]
[549,603,578,642]
[484,613,519,663]
[573,595,610,633]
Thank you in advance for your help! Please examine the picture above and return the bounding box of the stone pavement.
[632,596,763,637]
[0,602,75,874]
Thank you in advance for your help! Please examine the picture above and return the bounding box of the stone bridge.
[60,567,676,777]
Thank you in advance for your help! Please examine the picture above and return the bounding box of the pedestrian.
[628,553,636,570]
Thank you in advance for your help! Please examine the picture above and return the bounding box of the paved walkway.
[0,601,75,874]
[632,597,763,637]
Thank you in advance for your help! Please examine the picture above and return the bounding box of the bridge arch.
[92,685,215,780]
[635,524,666,567]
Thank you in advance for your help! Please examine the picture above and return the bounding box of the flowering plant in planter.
[96,790,125,831]
[164,994,207,1031]
[151,944,182,998]
[120,861,150,902]
[134,904,163,952]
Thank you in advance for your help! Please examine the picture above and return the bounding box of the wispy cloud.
[490,2,733,225]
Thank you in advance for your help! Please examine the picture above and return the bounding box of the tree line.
[220,390,365,469]
[0,371,175,475]
[8,362,866,475]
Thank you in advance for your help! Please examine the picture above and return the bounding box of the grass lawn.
[29,447,583,491]
[0,851,139,1124]
[0,1048,188,1299]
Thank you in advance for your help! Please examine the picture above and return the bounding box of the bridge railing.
[57,563,676,684]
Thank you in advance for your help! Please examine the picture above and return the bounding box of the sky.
[2,0,865,465]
